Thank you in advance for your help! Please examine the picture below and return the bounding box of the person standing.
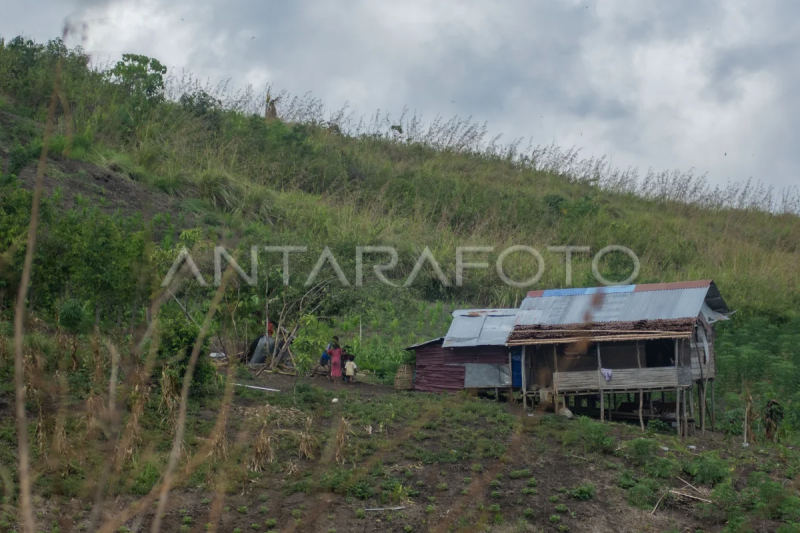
[327,336,342,383]
[344,357,357,385]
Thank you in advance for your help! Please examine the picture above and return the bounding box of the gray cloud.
[2,0,798,191]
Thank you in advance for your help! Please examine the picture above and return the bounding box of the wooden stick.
[669,490,711,503]
[651,492,667,514]
[677,476,702,494]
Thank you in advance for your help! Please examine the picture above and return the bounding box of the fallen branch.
[677,476,702,494]
[670,490,711,503]
[365,507,406,512]
[651,492,667,514]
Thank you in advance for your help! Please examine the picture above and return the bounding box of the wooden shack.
[406,309,517,393]
[506,280,729,435]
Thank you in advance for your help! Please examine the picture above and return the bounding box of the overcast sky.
[3,0,799,191]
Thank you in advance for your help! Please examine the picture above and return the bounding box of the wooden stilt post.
[522,346,527,409]
[649,392,653,419]
[553,345,559,412]
[701,378,707,434]
[597,344,604,422]
[636,341,644,432]
[711,379,716,432]
[683,388,689,437]
[676,388,681,437]
[689,384,696,434]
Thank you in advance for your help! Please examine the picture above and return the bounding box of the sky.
[2,0,799,192]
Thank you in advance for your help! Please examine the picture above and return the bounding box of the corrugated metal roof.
[405,338,444,351]
[518,282,725,326]
[440,281,729,347]
[443,309,518,348]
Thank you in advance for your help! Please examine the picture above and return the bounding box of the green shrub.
[626,479,662,509]
[643,456,679,479]
[354,509,365,519]
[131,462,160,496]
[625,438,658,465]
[570,483,595,501]
[684,453,729,486]
[348,481,375,500]
[509,469,531,479]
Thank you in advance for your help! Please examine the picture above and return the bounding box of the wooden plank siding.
[554,367,680,392]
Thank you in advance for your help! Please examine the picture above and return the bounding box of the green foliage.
[625,478,663,509]
[348,481,375,500]
[58,298,88,334]
[131,462,161,496]
[569,483,595,501]
[625,438,659,465]
[684,453,730,486]
[508,469,530,479]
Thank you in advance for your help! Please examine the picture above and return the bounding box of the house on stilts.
[406,280,731,435]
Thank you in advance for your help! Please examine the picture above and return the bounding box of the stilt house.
[407,280,730,433]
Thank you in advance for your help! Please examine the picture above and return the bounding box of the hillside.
[1,35,800,532]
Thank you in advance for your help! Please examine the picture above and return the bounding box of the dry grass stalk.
[159,368,180,423]
[208,426,229,467]
[285,459,299,476]
[298,416,315,459]
[249,426,275,472]
[114,377,150,471]
[335,417,352,466]
[84,393,104,437]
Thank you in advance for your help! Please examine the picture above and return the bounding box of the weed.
[527,477,538,487]
[436,482,448,491]
[549,495,560,503]
[522,488,537,496]
[509,469,531,479]
[555,503,568,513]
[570,483,595,501]
[471,463,483,472]
[238,506,248,514]
[549,514,561,523]
[264,519,277,528]
[425,505,434,514]
[491,491,502,499]
[354,509,366,519]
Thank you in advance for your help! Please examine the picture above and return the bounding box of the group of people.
[310,336,358,384]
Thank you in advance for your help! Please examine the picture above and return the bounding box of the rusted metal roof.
[405,338,444,351]
[443,309,518,348]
